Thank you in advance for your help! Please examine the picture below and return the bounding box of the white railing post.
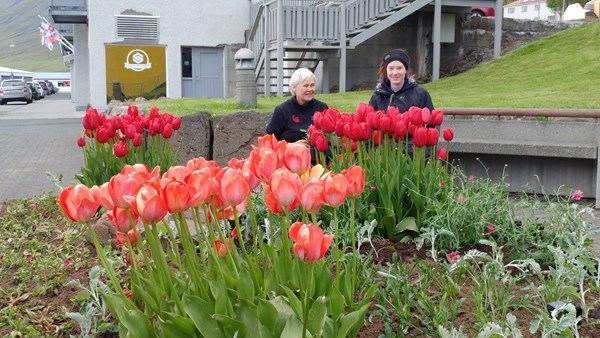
[277,0,284,97]
[432,0,441,81]
[339,1,347,93]
[264,4,271,97]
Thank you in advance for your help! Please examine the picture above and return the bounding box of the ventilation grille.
[116,15,159,40]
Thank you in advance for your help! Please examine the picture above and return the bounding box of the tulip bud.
[315,134,329,152]
[413,127,428,147]
[443,128,454,142]
[113,141,128,157]
[437,148,447,161]
[426,128,439,146]
[431,109,444,125]
[77,137,86,147]
[161,123,173,139]
[172,116,182,130]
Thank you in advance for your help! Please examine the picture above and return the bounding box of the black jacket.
[266,96,328,142]
[368,78,434,113]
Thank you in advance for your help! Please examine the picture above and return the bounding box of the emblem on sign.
[124,49,152,72]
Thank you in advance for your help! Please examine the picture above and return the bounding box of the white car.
[0,79,33,105]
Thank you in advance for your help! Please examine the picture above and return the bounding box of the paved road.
[0,93,84,201]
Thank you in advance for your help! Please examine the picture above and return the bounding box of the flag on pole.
[38,17,63,51]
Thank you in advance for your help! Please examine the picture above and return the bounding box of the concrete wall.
[84,0,249,111]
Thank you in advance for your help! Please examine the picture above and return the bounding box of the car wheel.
[0,100,5,105]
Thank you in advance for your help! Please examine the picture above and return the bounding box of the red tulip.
[372,130,383,146]
[323,173,349,208]
[172,116,182,130]
[115,230,138,247]
[289,222,333,262]
[437,148,448,161]
[299,181,326,214]
[408,106,422,126]
[82,109,100,130]
[128,105,139,116]
[421,107,432,125]
[58,184,100,223]
[283,142,311,175]
[443,128,454,142]
[342,165,365,197]
[220,167,250,207]
[77,137,86,147]
[320,114,335,134]
[134,181,168,223]
[132,133,143,147]
[426,128,440,146]
[413,127,428,148]
[96,128,110,143]
[393,120,407,141]
[161,123,173,138]
[113,141,128,157]
[431,109,444,125]
[314,134,329,152]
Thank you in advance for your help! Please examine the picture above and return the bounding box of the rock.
[172,111,212,165]
[134,97,147,102]
[85,212,116,247]
[212,111,272,166]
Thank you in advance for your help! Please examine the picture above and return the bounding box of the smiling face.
[386,60,407,91]
[293,78,316,106]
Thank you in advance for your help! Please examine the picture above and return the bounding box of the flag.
[38,17,63,51]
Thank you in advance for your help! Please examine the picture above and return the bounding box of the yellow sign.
[105,45,166,100]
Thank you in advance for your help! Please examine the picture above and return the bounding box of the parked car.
[471,7,495,17]
[33,82,46,99]
[38,81,50,96]
[43,80,58,95]
[27,82,41,100]
[0,79,33,105]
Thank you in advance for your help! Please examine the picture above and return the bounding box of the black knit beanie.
[382,49,409,70]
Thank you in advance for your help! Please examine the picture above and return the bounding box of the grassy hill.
[0,0,68,72]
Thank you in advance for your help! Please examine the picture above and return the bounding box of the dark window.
[182,47,192,78]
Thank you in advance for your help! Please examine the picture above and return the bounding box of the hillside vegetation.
[0,0,68,72]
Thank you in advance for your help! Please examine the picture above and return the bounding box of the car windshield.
[2,81,23,87]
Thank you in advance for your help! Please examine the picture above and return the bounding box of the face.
[386,60,407,88]
[293,78,316,106]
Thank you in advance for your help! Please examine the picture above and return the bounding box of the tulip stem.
[350,197,357,295]
[302,262,314,338]
[86,221,126,299]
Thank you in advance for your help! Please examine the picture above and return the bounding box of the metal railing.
[442,108,600,119]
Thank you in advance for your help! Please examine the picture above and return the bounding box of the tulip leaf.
[281,315,305,338]
[237,266,255,302]
[158,312,199,337]
[313,264,333,298]
[357,283,379,309]
[307,295,328,337]
[335,302,371,338]
[328,286,345,320]
[182,293,225,338]
[394,217,418,235]
[213,314,247,337]
[120,307,154,337]
[281,285,303,320]
[210,276,232,316]
[258,299,286,338]
[268,295,296,319]
[232,299,259,336]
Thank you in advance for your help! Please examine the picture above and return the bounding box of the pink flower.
[457,193,465,203]
[467,175,474,184]
[487,224,495,233]
[64,259,70,266]
[572,189,583,201]
[447,251,460,263]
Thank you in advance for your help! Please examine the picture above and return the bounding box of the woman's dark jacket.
[368,77,434,112]
[266,96,328,142]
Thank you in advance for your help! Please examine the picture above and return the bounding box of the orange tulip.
[162,179,194,213]
[162,165,192,182]
[283,142,311,175]
[134,181,168,223]
[322,173,349,208]
[268,168,302,208]
[258,134,287,153]
[185,168,217,206]
[215,239,233,257]
[92,183,114,211]
[108,207,138,232]
[58,184,101,222]
[299,181,326,214]
[108,173,143,209]
[121,164,161,182]
[300,164,326,185]
[289,222,333,262]
[219,167,250,207]
[263,184,300,214]
[115,229,138,247]
[341,165,365,198]
[250,147,280,182]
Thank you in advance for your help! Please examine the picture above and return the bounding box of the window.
[182,47,192,78]
[522,6,528,12]
[534,4,540,10]
[508,7,515,14]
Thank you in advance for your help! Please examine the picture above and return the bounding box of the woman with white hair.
[266,67,328,143]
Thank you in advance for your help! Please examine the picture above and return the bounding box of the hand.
[294,139,310,148]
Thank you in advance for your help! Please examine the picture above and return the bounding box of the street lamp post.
[9,44,15,79]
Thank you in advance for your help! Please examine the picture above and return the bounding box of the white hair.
[289,68,316,96]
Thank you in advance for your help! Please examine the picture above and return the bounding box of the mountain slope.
[0,0,68,72]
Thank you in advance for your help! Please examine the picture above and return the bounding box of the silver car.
[0,79,33,105]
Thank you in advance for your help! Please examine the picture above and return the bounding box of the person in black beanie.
[368,49,434,113]
[266,67,328,144]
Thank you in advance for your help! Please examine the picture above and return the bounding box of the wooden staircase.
[247,0,430,96]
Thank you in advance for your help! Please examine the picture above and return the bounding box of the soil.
[2,199,599,337]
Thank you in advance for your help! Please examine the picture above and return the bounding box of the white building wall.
[86,1,249,111]
[73,24,90,111]
[504,2,556,20]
